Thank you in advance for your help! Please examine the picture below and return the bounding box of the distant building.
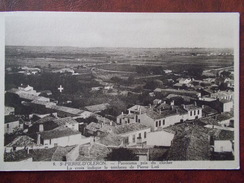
[48,105,85,117]
[154,88,201,98]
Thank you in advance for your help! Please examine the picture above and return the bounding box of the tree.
[106,148,138,161]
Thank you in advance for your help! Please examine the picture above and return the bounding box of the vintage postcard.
[0,12,239,171]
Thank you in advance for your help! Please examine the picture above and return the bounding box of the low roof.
[128,105,148,113]
[183,104,201,111]
[216,112,233,121]
[85,122,102,132]
[112,123,150,135]
[50,105,84,115]
[6,135,36,147]
[85,103,110,112]
[53,117,78,126]
[5,115,19,123]
[202,105,218,115]
[34,116,56,124]
[39,126,81,139]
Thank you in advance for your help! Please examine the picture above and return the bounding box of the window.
[194,110,196,115]
[128,119,130,123]
[136,115,138,122]
[159,120,161,126]
[144,132,147,138]
[163,119,165,126]
[49,139,52,145]
[190,111,192,116]
[198,110,200,115]
[138,119,140,123]
[7,124,9,128]
[156,121,158,127]
[133,135,136,143]
[138,133,141,138]
[120,119,122,124]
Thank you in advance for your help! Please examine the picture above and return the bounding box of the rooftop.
[167,128,210,161]
[39,126,81,139]
[49,105,84,115]
[202,105,218,115]
[6,135,36,147]
[53,117,78,126]
[85,103,110,112]
[183,104,201,111]
[51,145,77,161]
[112,123,150,135]
[5,115,19,123]
[33,116,56,124]
[98,133,124,146]
[128,105,148,114]
[85,122,102,132]
[216,112,233,122]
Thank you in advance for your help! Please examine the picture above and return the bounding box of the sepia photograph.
[0,12,239,170]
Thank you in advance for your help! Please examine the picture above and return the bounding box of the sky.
[4,12,239,48]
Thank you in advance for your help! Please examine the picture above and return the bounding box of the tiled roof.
[112,123,150,135]
[216,112,233,122]
[5,115,19,123]
[98,133,124,146]
[51,145,77,161]
[183,104,201,111]
[53,117,78,126]
[6,135,37,147]
[85,122,102,132]
[202,105,218,115]
[85,103,110,112]
[34,116,56,124]
[49,105,84,115]
[39,126,80,139]
[167,128,211,160]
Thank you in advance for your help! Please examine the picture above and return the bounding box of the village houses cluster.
[4,65,235,161]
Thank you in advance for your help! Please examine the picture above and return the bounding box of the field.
[5,46,234,73]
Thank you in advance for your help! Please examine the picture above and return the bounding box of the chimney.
[149,104,152,108]
[163,101,166,104]
[122,112,124,115]
[194,101,197,106]
[183,104,186,109]
[139,108,142,114]
[159,110,162,114]
[37,133,41,145]
[39,124,44,132]
[171,100,174,106]
[202,105,205,109]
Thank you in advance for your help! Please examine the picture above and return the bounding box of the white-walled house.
[137,107,188,131]
[214,140,233,153]
[182,104,202,120]
[146,130,175,147]
[116,112,137,125]
[101,123,151,146]
[37,126,90,148]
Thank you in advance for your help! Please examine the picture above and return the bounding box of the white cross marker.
[58,85,64,93]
